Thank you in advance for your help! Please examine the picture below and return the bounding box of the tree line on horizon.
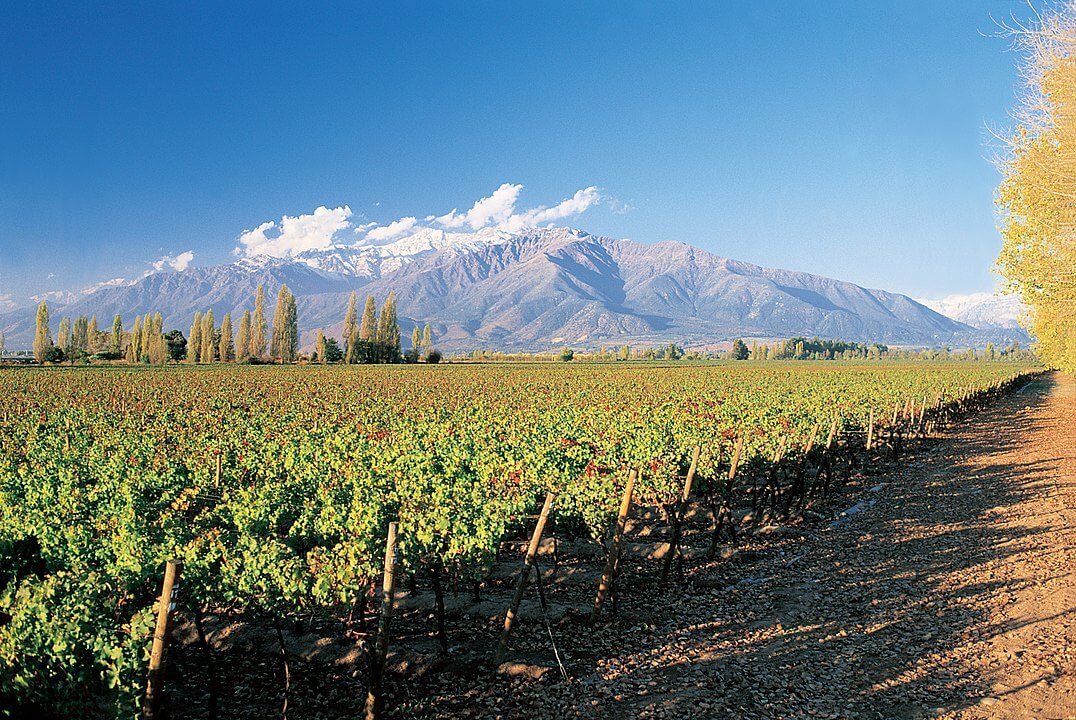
[461,338,1033,364]
[20,292,1027,367]
[26,285,438,365]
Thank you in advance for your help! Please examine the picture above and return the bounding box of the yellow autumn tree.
[997,2,1076,372]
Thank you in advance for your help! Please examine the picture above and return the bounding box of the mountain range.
[0,227,1030,352]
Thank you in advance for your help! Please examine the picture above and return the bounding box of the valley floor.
[406,373,1076,719]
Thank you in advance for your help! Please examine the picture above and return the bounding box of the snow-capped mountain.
[1,226,988,351]
[916,293,1026,331]
[291,227,521,278]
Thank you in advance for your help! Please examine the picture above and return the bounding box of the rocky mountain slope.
[0,227,982,351]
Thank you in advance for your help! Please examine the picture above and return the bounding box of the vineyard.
[0,361,1040,719]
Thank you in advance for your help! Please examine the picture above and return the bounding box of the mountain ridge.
[0,227,1020,351]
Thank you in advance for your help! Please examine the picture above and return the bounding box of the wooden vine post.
[804,422,820,455]
[821,412,839,497]
[865,408,875,452]
[144,560,182,720]
[591,468,637,622]
[728,436,744,483]
[709,435,745,555]
[660,445,701,585]
[825,412,839,450]
[494,492,556,667]
[364,521,399,720]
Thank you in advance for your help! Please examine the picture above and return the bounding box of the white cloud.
[365,216,418,241]
[0,293,17,313]
[432,183,601,232]
[241,185,604,251]
[435,183,524,230]
[237,205,353,258]
[76,251,195,299]
[503,186,602,231]
[150,250,195,273]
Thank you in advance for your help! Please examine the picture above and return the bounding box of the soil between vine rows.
[165,373,1076,720]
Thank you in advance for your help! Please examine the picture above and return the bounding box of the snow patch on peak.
[916,292,1026,330]
[234,254,288,272]
[30,290,79,306]
[287,226,584,279]
[83,277,137,294]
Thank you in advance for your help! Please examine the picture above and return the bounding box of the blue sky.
[0,1,1038,308]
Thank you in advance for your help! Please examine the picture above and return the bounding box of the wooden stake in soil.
[144,560,182,720]
[804,422,821,456]
[825,412,839,450]
[660,446,701,585]
[709,437,744,556]
[729,436,744,480]
[865,408,875,452]
[591,468,637,622]
[682,445,701,502]
[494,492,556,667]
[364,522,399,720]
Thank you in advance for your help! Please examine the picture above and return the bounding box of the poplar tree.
[251,285,268,358]
[125,328,136,363]
[236,310,252,361]
[138,314,150,361]
[422,323,432,353]
[87,316,98,354]
[411,326,421,353]
[270,285,298,363]
[131,316,143,363]
[316,330,327,364]
[189,312,203,363]
[149,313,168,364]
[33,302,52,363]
[359,295,377,341]
[346,330,361,365]
[201,310,215,363]
[0,333,4,358]
[377,291,401,362]
[143,314,155,363]
[219,313,234,362]
[73,316,88,357]
[343,291,358,363]
[57,317,71,359]
[111,315,123,355]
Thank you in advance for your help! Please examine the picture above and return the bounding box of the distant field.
[0,361,1038,717]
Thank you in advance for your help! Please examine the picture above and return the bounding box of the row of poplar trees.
[997,4,1076,372]
[31,284,410,365]
[337,290,404,363]
[32,302,174,364]
[30,285,300,364]
[189,284,298,363]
